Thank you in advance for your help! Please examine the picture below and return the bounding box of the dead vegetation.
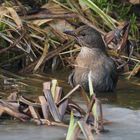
[0,79,109,139]
[0,0,139,79]
[0,1,139,139]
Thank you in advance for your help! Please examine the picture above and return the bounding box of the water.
[0,70,140,140]
[95,105,140,140]
[0,121,66,140]
[0,105,140,140]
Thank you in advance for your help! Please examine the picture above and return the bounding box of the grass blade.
[80,0,116,29]
[88,71,94,97]
[66,111,80,140]
[78,119,94,140]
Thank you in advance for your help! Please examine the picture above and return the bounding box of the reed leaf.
[6,7,23,28]
[88,71,99,130]
[78,119,94,140]
[66,111,79,140]
[33,41,49,72]
[88,71,94,97]
[79,0,116,29]
[51,79,58,98]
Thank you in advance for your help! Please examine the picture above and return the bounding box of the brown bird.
[64,25,118,96]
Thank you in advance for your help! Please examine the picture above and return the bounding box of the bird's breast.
[76,47,104,67]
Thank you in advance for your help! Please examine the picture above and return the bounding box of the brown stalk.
[0,99,29,121]
[23,13,78,20]
[98,100,104,130]
[57,84,81,105]
[29,105,40,119]
[19,40,74,73]
[39,96,49,119]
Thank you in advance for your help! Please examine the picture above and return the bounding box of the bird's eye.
[81,33,86,36]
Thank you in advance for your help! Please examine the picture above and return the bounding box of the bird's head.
[64,25,106,51]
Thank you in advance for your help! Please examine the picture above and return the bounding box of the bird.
[64,25,118,96]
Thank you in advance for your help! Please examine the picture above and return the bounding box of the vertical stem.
[98,100,104,130]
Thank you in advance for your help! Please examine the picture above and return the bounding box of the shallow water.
[95,105,140,140]
[0,70,140,140]
[0,105,140,140]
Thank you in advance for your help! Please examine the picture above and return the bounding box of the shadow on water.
[0,69,140,140]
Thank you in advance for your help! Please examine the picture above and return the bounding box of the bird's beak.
[63,30,77,37]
